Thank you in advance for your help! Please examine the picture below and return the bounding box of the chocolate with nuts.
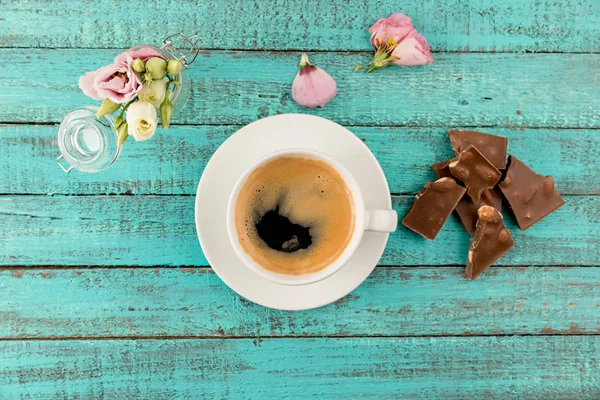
[449,130,508,169]
[498,156,565,230]
[402,178,466,241]
[449,147,501,203]
[464,206,515,280]
[454,188,503,235]
[432,158,503,234]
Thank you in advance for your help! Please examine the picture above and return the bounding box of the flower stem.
[366,49,396,73]
[121,98,136,112]
[163,81,171,104]
[114,98,137,131]
[299,53,313,68]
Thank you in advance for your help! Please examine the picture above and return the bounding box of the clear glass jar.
[57,106,119,173]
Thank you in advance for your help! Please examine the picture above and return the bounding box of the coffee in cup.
[234,155,355,275]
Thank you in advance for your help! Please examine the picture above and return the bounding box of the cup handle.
[365,209,398,233]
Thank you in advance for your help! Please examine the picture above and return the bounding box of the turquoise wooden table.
[1,1,599,398]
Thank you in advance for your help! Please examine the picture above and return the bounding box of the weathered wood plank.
[0,195,596,266]
[1,267,597,338]
[1,337,597,399]
[2,124,598,195]
[1,0,598,53]
[2,50,598,128]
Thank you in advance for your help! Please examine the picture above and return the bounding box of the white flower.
[126,101,157,141]
[137,79,167,107]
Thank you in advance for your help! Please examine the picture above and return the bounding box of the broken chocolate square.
[449,130,508,169]
[464,206,515,280]
[449,147,501,203]
[498,155,565,230]
[454,188,503,235]
[402,178,466,241]
[432,158,503,234]
[431,159,454,179]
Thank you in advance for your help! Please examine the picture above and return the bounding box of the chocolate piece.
[498,156,565,230]
[431,159,454,179]
[449,130,508,169]
[464,206,514,280]
[449,147,501,203]
[455,188,503,235]
[402,178,466,240]
[432,158,502,234]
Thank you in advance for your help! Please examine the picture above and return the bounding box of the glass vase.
[57,106,120,173]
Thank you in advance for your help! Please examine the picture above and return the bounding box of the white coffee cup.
[226,148,397,286]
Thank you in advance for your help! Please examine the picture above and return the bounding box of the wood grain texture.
[2,124,598,195]
[1,337,598,399]
[0,195,597,267]
[2,49,599,128]
[1,267,598,338]
[1,0,598,53]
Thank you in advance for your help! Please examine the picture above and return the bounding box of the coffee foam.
[235,156,355,275]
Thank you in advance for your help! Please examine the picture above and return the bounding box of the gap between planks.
[0,46,599,55]
[0,265,596,270]
[2,122,600,130]
[0,193,595,197]
[1,334,598,342]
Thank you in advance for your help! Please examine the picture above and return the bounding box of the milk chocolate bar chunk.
[449,130,508,169]
[449,147,501,203]
[454,188,503,235]
[431,159,454,179]
[464,206,514,280]
[432,159,502,234]
[498,156,565,231]
[402,178,466,240]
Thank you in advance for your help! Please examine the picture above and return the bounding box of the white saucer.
[195,114,393,310]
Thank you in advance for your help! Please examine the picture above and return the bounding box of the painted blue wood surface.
[1,267,597,338]
[2,0,598,52]
[2,50,599,128]
[1,337,598,399]
[0,195,597,266]
[0,0,599,397]
[0,124,597,195]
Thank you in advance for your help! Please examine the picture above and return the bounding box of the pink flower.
[79,54,143,104]
[368,13,415,50]
[292,54,336,108]
[79,47,166,104]
[391,31,434,66]
[365,13,433,72]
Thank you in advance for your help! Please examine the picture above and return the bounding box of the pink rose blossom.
[292,53,336,108]
[79,55,143,104]
[79,47,166,104]
[368,13,415,50]
[365,12,434,72]
[391,32,434,66]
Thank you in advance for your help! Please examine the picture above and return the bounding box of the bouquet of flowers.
[79,47,184,147]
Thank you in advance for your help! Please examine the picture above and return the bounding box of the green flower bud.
[132,58,145,73]
[143,71,153,83]
[145,57,167,79]
[117,121,129,147]
[167,59,183,76]
[160,100,173,130]
[96,98,120,118]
